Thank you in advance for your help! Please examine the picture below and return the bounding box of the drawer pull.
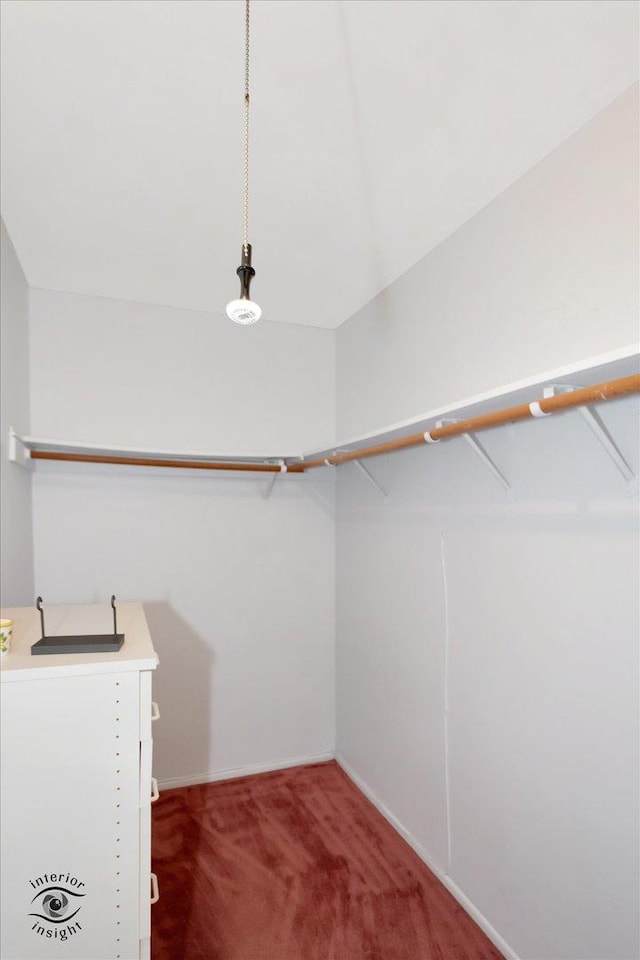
[151,702,160,722]
[150,872,160,905]
[150,777,160,803]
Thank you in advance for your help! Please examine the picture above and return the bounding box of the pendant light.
[226,0,262,324]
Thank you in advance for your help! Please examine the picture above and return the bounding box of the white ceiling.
[1,0,638,329]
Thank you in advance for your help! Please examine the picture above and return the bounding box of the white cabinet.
[0,602,159,960]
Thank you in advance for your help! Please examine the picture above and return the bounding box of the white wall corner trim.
[0,218,34,605]
[336,753,520,960]
[158,751,335,792]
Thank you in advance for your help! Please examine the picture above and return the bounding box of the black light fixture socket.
[236,243,256,300]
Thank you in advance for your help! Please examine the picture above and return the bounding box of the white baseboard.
[336,753,519,960]
[157,750,335,791]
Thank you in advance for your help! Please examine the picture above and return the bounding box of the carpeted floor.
[151,760,504,960]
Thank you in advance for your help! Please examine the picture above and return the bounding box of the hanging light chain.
[226,0,261,323]
[243,0,250,255]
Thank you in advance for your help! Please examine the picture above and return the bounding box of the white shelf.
[8,345,639,471]
[15,435,303,464]
[306,346,639,460]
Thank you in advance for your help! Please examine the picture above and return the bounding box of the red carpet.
[151,761,503,960]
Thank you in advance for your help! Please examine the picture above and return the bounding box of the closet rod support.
[543,384,634,482]
[353,459,388,498]
[8,428,32,470]
[263,459,288,499]
[437,420,510,492]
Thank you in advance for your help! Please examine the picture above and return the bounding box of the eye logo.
[42,892,69,919]
[28,873,86,942]
[29,886,84,923]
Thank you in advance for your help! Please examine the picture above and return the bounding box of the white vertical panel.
[0,219,34,606]
[138,671,153,743]
[138,739,153,941]
[0,671,140,960]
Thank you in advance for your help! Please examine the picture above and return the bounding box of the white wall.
[337,84,639,441]
[29,290,336,783]
[335,89,640,960]
[336,400,639,960]
[33,463,335,785]
[29,288,335,455]
[0,218,34,605]
[15,78,640,960]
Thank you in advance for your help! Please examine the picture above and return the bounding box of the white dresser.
[0,602,159,960]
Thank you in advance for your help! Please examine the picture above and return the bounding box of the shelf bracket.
[543,384,634,482]
[7,428,32,470]
[437,419,510,492]
[353,458,388,499]
[323,451,388,498]
[263,459,288,499]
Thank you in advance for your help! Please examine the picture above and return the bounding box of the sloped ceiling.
[1,0,637,328]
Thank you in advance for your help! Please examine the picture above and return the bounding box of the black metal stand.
[31,595,125,655]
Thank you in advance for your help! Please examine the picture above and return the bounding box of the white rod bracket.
[353,459,388,499]
[7,428,32,471]
[323,448,349,468]
[543,384,634,482]
[437,419,510,492]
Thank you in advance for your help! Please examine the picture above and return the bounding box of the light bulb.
[226,298,262,325]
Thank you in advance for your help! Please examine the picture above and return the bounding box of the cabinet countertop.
[0,601,158,682]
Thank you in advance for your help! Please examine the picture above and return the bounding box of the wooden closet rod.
[29,451,306,473]
[302,373,640,469]
[24,374,639,474]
